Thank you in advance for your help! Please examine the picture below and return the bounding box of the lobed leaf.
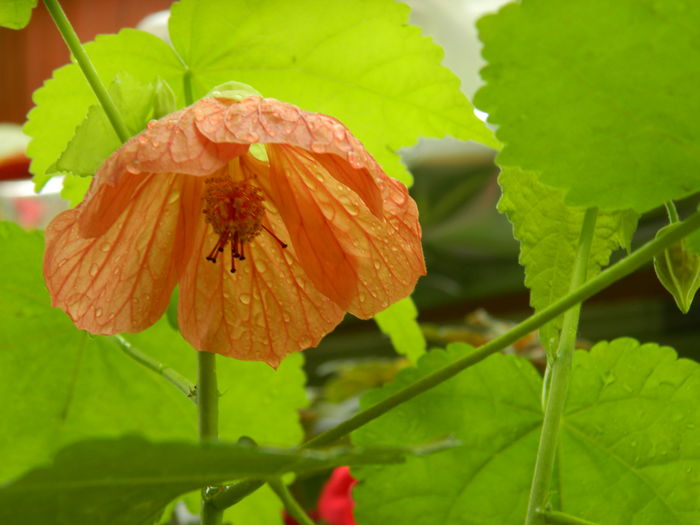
[475,0,700,213]
[25,0,496,192]
[352,339,700,524]
[498,168,637,352]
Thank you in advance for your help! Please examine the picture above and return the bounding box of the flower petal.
[44,173,196,334]
[193,97,383,216]
[262,145,425,318]
[178,207,345,367]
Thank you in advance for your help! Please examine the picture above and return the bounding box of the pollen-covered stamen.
[202,176,267,272]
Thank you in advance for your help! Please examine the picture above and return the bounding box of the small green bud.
[207,81,263,101]
[653,224,700,313]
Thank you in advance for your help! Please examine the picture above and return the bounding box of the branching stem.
[111,336,196,402]
[269,478,315,525]
[211,209,700,510]
[198,351,222,525]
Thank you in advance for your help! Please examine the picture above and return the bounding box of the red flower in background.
[284,466,357,525]
[318,466,357,525]
[43,96,425,366]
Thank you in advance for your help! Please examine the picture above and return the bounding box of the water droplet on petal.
[95,307,103,318]
[138,136,148,144]
[100,243,111,253]
[57,258,68,268]
[310,142,326,153]
[147,120,157,129]
[239,293,251,305]
[89,263,99,277]
[243,132,259,142]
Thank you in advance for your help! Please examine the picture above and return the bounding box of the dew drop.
[147,120,157,129]
[57,258,68,268]
[138,136,148,144]
[243,132,259,142]
[333,125,346,141]
[166,121,175,129]
[345,202,359,216]
[100,242,111,253]
[310,142,326,153]
[95,307,103,318]
[89,263,99,277]
[298,337,311,348]
[239,293,251,305]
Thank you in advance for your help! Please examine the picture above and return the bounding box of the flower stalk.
[198,351,223,524]
[524,207,598,524]
[43,0,130,143]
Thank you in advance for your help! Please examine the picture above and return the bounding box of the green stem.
[198,351,222,525]
[524,208,598,525]
[111,335,196,402]
[211,208,700,511]
[43,0,130,143]
[541,510,599,525]
[665,201,680,223]
[269,478,315,525]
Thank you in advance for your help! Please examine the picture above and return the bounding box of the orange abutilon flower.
[44,96,425,366]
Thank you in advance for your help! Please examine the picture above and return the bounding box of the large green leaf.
[352,340,700,524]
[498,168,637,352]
[0,222,307,523]
[373,297,426,363]
[475,0,700,213]
[0,0,36,29]
[25,0,495,191]
[0,436,412,525]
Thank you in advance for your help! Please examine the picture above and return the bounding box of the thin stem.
[211,208,700,511]
[541,509,599,525]
[665,201,680,223]
[198,351,222,525]
[269,478,315,525]
[525,208,598,525]
[111,336,196,402]
[43,0,130,143]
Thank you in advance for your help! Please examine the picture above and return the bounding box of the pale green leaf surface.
[498,168,637,352]
[475,0,700,213]
[373,297,426,362]
[49,73,156,179]
[25,29,184,190]
[25,1,495,191]
[352,339,700,524]
[0,436,411,525]
[0,0,36,29]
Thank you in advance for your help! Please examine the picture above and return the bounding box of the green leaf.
[352,339,700,524]
[60,173,92,207]
[0,436,414,525]
[49,73,157,179]
[373,297,426,362]
[498,168,637,352]
[25,0,496,191]
[0,0,37,29]
[653,224,700,313]
[25,29,185,190]
[475,0,700,213]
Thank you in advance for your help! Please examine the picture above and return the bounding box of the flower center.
[202,176,286,272]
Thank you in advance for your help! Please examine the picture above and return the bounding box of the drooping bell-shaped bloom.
[44,96,425,366]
